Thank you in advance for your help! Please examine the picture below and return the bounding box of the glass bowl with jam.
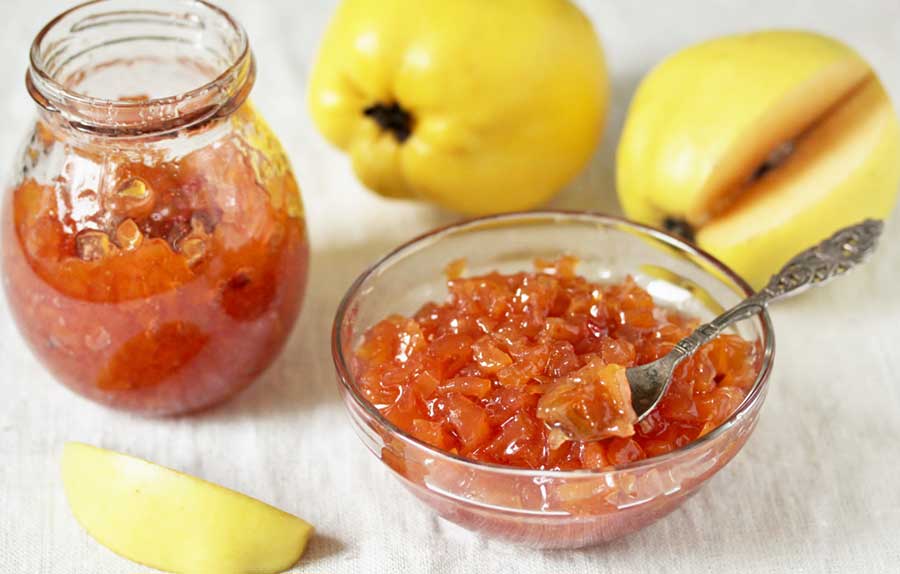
[2,0,309,415]
[332,212,774,548]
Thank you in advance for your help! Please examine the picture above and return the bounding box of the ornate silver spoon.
[627,219,884,421]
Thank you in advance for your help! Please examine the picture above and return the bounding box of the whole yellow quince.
[308,0,608,214]
[617,30,900,289]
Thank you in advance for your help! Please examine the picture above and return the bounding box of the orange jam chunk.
[353,257,759,470]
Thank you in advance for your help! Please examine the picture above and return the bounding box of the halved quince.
[61,442,313,573]
[617,30,900,288]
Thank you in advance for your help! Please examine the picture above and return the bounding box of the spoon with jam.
[544,219,884,444]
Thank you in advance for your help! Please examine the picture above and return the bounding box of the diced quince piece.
[115,218,144,251]
[536,362,637,442]
[75,230,112,261]
[61,442,313,574]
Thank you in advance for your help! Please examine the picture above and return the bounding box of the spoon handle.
[670,219,884,359]
[757,218,883,301]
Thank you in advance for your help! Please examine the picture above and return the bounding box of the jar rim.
[26,0,254,138]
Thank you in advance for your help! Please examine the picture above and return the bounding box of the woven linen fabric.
[2,1,899,572]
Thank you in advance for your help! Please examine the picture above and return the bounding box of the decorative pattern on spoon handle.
[670,219,883,362]
[672,323,722,358]
[759,219,883,301]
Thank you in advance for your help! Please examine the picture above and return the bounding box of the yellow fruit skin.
[308,0,608,214]
[616,30,900,289]
[61,443,313,574]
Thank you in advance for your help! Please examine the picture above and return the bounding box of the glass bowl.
[332,211,774,549]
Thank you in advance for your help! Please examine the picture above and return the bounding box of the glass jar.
[2,0,309,415]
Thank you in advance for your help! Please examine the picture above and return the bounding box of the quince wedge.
[61,442,313,574]
[617,30,900,288]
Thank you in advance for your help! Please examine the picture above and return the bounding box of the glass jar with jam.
[2,0,309,415]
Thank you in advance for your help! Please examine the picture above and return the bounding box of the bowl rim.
[332,210,775,478]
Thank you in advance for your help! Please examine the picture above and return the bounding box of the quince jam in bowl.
[333,212,774,548]
[1,1,308,415]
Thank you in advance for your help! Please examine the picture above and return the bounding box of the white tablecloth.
[2,1,899,572]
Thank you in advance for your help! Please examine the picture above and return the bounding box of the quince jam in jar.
[353,257,759,469]
[1,1,308,415]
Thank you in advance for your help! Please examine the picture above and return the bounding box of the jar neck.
[26,0,254,140]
